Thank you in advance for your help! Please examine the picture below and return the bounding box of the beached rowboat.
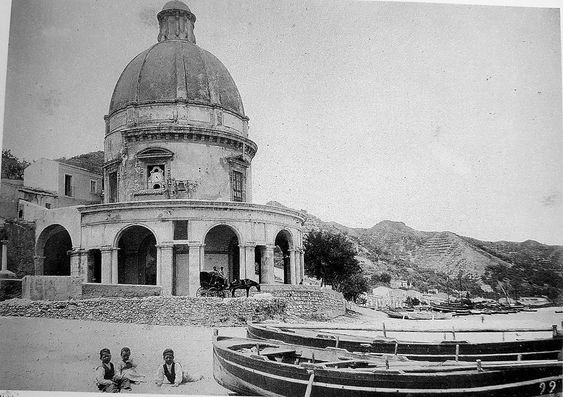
[213,334,563,397]
[247,323,563,362]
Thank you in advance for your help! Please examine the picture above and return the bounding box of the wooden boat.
[213,334,563,397]
[382,308,453,320]
[247,323,563,362]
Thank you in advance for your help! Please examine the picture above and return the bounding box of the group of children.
[95,347,203,392]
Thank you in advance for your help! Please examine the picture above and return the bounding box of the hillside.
[298,209,563,301]
[56,151,104,175]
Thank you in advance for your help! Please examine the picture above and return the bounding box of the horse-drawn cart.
[196,271,228,298]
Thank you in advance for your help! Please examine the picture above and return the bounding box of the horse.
[228,279,261,297]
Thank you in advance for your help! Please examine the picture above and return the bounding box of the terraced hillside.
[294,206,563,300]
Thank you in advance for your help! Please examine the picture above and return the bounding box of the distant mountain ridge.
[288,205,563,300]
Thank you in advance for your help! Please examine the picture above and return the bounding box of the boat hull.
[213,336,563,397]
[247,324,563,362]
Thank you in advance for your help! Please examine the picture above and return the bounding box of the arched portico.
[116,225,157,285]
[35,224,73,276]
[203,224,240,282]
[274,229,295,284]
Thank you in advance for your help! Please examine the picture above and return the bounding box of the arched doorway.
[117,225,157,285]
[275,230,292,284]
[203,225,239,283]
[36,225,72,275]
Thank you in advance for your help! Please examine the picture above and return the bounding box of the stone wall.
[4,219,35,278]
[22,276,82,300]
[82,283,161,299]
[0,296,287,327]
[0,278,22,300]
[257,285,346,320]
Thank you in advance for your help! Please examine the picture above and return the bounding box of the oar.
[304,370,315,397]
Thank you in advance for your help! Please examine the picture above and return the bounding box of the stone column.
[0,240,14,278]
[237,245,246,280]
[157,243,174,296]
[68,249,82,278]
[261,245,275,285]
[244,244,256,282]
[300,249,305,282]
[100,247,113,284]
[187,242,203,297]
[79,251,89,282]
[33,255,45,276]
[111,248,119,284]
[288,249,296,284]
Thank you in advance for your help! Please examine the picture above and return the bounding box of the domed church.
[31,1,305,297]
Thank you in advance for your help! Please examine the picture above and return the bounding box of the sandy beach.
[1,306,562,395]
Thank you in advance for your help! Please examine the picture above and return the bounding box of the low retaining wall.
[258,285,346,320]
[0,278,22,300]
[0,295,287,326]
[22,276,82,300]
[82,283,161,299]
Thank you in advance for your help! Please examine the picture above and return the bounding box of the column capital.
[100,246,115,253]
[68,248,88,256]
[156,243,175,249]
[239,243,256,249]
[187,241,204,248]
[0,240,8,244]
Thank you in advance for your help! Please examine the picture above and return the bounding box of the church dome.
[108,1,245,118]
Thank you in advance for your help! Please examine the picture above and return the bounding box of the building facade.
[32,1,305,295]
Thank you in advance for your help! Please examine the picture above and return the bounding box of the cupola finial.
[157,1,196,44]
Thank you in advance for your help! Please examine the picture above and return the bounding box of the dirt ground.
[1,306,561,396]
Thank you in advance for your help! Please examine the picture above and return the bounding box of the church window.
[147,165,165,190]
[232,171,244,202]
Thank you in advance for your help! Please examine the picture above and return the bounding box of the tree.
[1,149,29,180]
[304,230,369,300]
[339,273,370,302]
[370,272,391,286]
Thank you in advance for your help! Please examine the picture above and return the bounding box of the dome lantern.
[157,0,197,44]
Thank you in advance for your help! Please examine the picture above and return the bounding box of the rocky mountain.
[296,208,563,300]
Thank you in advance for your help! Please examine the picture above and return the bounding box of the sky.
[0,0,562,245]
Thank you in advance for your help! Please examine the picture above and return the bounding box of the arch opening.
[203,225,239,283]
[37,225,72,276]
[275,230,292,284]
[117,225,157,285]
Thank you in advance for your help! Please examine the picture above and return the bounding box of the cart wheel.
[196,287,205,297]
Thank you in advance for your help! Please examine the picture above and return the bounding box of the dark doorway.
[88,249,101,283]
[117,226,157,285]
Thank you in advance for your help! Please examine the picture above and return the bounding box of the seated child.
[116,347,145,386]
[95,348,129,393]
[154,348,203,387]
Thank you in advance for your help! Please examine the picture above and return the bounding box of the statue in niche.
[148,165,164,189]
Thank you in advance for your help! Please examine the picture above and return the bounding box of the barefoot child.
[95,348,129,392]
[116,347,145,388]
[154,348,203,387]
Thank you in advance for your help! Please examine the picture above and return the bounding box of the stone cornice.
[77,199,306,223]
[106,100,249,123]
[121,126,258,159]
